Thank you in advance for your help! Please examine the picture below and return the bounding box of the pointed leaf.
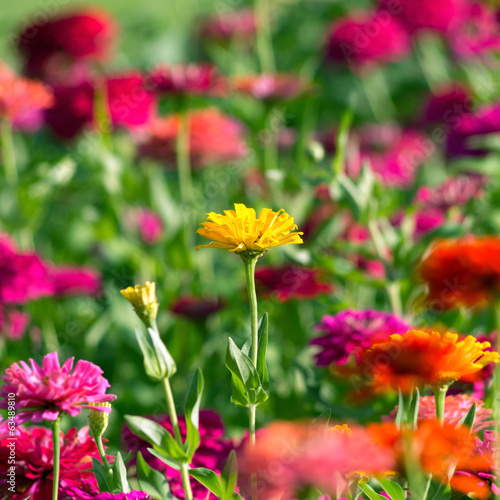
[112,452,131,494]
[189,468,224,499]
[92,457,113,493]
[376,475,405,500]
[136,452,175,500]
[147,447,182,470]
[184,369,204,460]
[395,390,405,428]
[359,483,388,500]
[256,314,269,395]
[124,415,168,448]
[221,450,238,500]
[459,401,477,430]
[408,387,420,429]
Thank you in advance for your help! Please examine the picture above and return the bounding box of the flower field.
[3,0,500,499]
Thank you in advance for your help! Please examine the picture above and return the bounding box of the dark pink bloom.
[200,9,256,42]
[391,208,446,237]
[138,108,247,168]
[422,85,473,125]
[0,425,100,500]
[0,236,53,304]
[170,295,224,320]
[379,0,468,33]
[0,306,29,340]
[148,64,225,96]
[95,493,154,500]
[311,309,410,366]
[122,410,235,500]
[232,73,311,101]
[17,9,116,79]
[50,266,101,297]
[415,175,485,210]
[326,11,411,68]
[386,394,495,433]
[127,207,164,244]
[448,2,500,58]
[0,352,116,423]
[254,265,333,302]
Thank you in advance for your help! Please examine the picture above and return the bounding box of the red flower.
[170,295,224,321]
[148,64,225,96]
[326,11,411,68]
[254,265,333,302]
[232,73,311,101]
[0,425,100,500]
[17,9,116,79]
[138,108,247,168]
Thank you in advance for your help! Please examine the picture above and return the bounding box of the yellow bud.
[88,402,112,438]
[120,281,159,324]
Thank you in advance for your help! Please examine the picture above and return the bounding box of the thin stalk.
[433,385,448,425]
[51,418,61,500]
[95,434,112,472]
[1,115,17,185]
[254,0,275,73]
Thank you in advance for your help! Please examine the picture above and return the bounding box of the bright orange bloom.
[353,330,498,392]
[420,236,500,309]
[368,421,493,499]
[0,64,53,122]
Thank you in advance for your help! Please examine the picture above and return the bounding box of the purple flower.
[122,410,235,500]
[0,352,116,423]
[311,309,410,366]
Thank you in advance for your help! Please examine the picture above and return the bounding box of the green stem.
[254,0,275,73]
[433,385,448,425]
[51,418,61,500]
[421,474,433,500]
[1,115,17,185]
[95,434,112,472]
[243,257,259,447]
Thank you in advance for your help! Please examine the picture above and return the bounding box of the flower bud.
[121,281,159,325]
[88,402,112,438]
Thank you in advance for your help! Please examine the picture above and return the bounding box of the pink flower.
[0,306,29,340]
[0,425,100,500]
[95,493,154,500]
[50,266,102,297]
[0,352,116,423]
[422,84,473,126]
[127,207,164,245]
[148,64,225,96]
[0,236,53,304]
[170,295,224,321]
[138,108,247,168]
[448,2,500,58]
[16,9,116,80]
[386,394,495,433]
[232,73,311,101]
[391,208,446,237]
[326,11,411,68]
[200,9,256,42]
[123,410,235,500]
[379,0,468,34]
[254,265,333,302]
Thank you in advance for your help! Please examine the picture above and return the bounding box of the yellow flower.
[195,203,303,257]
[120,281,159,324]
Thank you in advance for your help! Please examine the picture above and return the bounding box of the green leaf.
[337,174,362,220]
[395,390,405,428]
[189,468,224,499]
[147,447,182,470]
[184,369,204,460]
[92,457,113,493]
[359,483,388,500]
[225,337,268,408]
[124,415,168,448]
[220,450,238,500]
[332,103,354,176]
[459,401,476,430]
[111,452,131,494]
[408,387,420,429]
[256,313,269,395]
[135,327,163,381]
[376,475,405,500]
[136,452,175,500]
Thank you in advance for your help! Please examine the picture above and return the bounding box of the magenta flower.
[391,208,446,237]
[123,410,235,500]
[148,63,225,96]
[200,9,256,43]
[379,0,468,33]
[326,11,411,68]
[386,394,495,433]
[127,207,165,245]
[0,306,29,340]
[232,73,311,102]
[422,84,472,126]
[254,265,333,302]
[0,352,116,423]
[448,2,500,58]
[95,493,154,500]
[170,295,224,321]
[0,425,100,500]
[50,266,101,297]
[311,309,410,366]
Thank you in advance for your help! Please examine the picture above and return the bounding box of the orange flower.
[0,64,53,122]
[353,330,498,393]
[420,236,500,309]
